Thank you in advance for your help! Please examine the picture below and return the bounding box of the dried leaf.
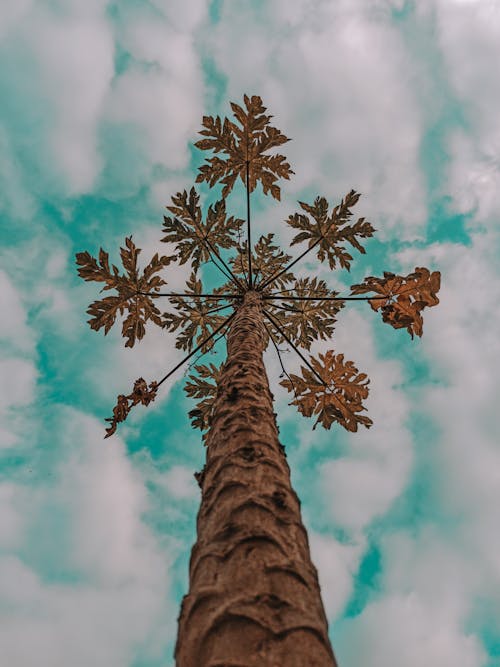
[105,377,158,437]
[286,190,375,270]
[195,95,293,200]
[231,234,294,290]
[184,362,223,432]
[280,350,372,431]
[266,277,344,350]
[350,266,441,338]
[161,187,243,271]
[76,237,175,347]
[162,272,232,352]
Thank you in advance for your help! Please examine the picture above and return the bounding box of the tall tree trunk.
[175,291,337,667]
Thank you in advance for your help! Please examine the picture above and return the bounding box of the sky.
[0,0,499,665]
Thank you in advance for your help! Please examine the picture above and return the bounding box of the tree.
[76,95,441,666]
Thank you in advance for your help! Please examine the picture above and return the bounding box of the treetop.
[75,95,440,438]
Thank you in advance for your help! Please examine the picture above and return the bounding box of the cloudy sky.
[1,0,499,665]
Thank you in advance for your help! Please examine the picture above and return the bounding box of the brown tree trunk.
[175,291,337,667]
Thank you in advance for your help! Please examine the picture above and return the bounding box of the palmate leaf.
[280,350,372,432]
[267,277,344,350]
[232,233,295,291]
[286,190,375,270]
[350,266,441,338]
[105,377,158,438]
[184,362,223,432]
[195,94,293,200]
[162,272,231,353]
[75,237,175,347]
[161,187,244,272]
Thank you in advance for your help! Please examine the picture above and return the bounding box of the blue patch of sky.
[393,1,472,250]
[343,542,382,618]
[208,0,224,24]
[468,599,500,666]
[2,2,497,661]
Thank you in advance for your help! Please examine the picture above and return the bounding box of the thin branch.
[263,320,297,399]
[236,224,248,284]
[180,302,234,317]
[263,294,388,302]
[186,323,230,374]
[138,291,241,299]
[156,311,236,388]
[181,206,245,291]
[201,233,246,291]
[246,159,252,288]
[206,254,239,286]
[263,309,326,387]
[264,286,300,296]
[258,242,315,291]
[259,201,363,291]
[266,302,302,314]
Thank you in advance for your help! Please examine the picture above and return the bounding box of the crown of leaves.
[76,95,440,438]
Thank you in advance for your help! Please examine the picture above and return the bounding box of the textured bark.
[175,291,337,667]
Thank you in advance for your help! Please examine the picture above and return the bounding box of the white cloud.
[335,592,486,667]
[0,271,37,449]
[334,524,489,666]
[435,0,500,143]
[411,239,500,576]
[0,484,25,549]
[0,270,35,354]
[160,464,199,500]
[0,408,176,667]
[427,0,500,225]
[316,308,412,533]
[310,531,366,621]
[2,239,81,338]
[0,0,33,42]
[25,3,114,193]
[206,0,426,236]
[58,412,160,582]
[387,232,500,659]
[0,127,35,221]
[446,129,500,221]
[0,358,36,412]
[105,5,207,175]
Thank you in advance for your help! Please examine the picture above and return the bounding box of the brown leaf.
[280,350,372,431]
[266,277,344,350]
[161,187,244,271]
[286,190,375,270]
[76,237,175,347]
[162,273,232,352]
[194,95,293,200]
[231,233,294,290]
[184,362,223,433]
[105,378,158,437]
[350,267,441,338]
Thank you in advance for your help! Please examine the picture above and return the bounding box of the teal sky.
[1,1,499,665]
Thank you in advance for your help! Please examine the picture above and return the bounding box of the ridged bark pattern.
[175,291,337,667]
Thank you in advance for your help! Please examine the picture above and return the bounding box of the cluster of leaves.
[286,190,375,270]
[280,350,372,432]
[351,267,441,338]
[231,233,294,291]
[105,378,158,438]
[162,273,233,352]
[75,95,441,439]
[76,237,174,347]
[161,187,244,272]
[184,363,223,432]
[265,278,344,350]
[195,94,293,200]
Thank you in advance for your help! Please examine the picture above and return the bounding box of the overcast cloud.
[1,1,499,665]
